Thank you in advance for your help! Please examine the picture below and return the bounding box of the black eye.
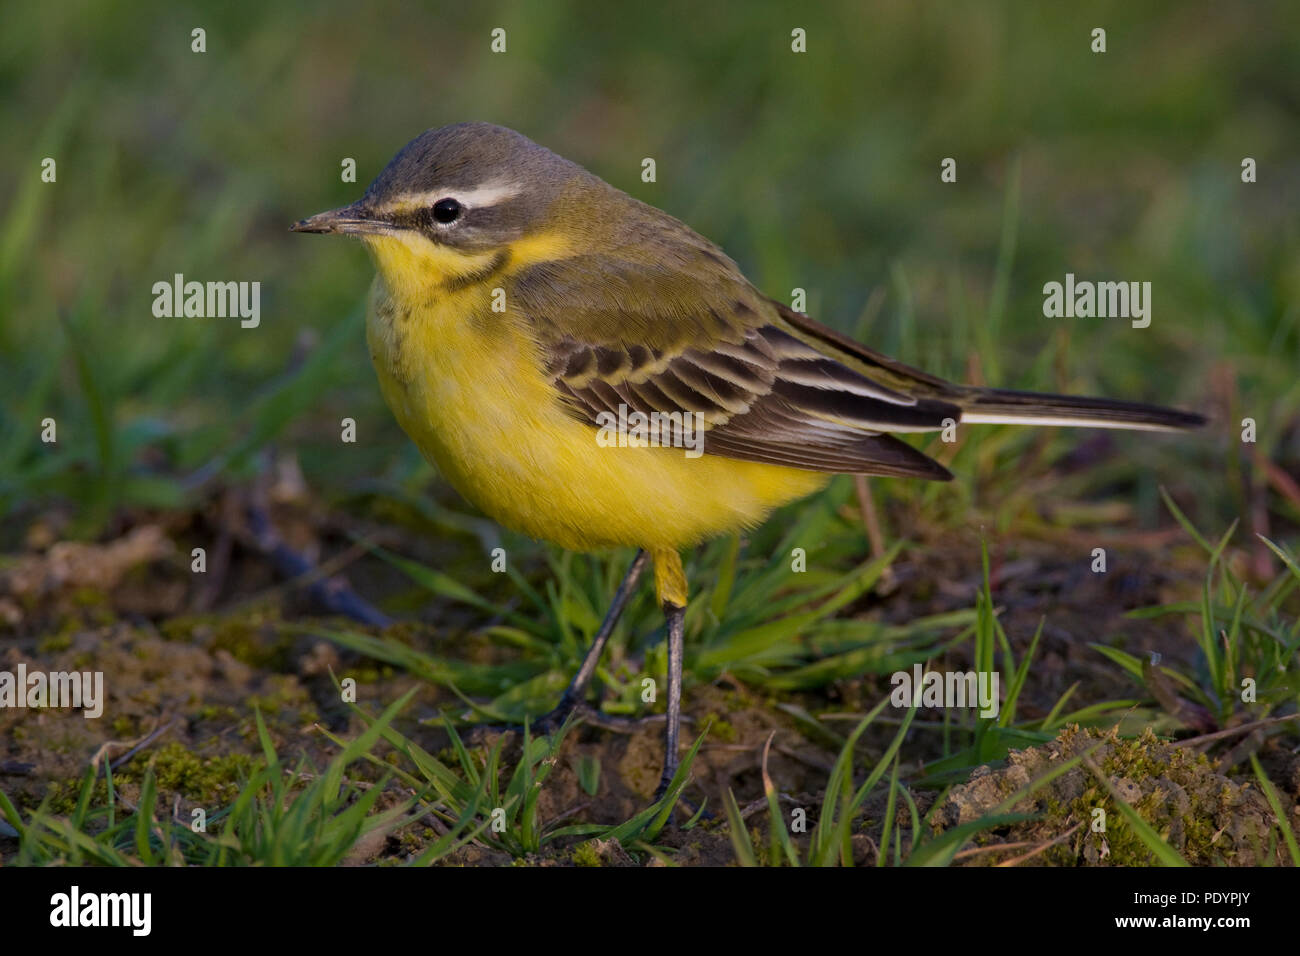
[432,198,461,224]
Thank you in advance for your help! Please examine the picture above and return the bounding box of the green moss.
[247,675,318,724]
[129,743,261,805]
[723,690,748,712]
[1027,728,1268,866]
[111,715,135,738]
[195,704,240,723]
[67,587,116,627]
[36,744,260,819]
[36,626,74,654]
[163,610,294,671]
[703,712,737,743]
[570,840,605,867]
[43,776,109,815]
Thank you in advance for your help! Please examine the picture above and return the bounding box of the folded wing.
[510,249,958,480]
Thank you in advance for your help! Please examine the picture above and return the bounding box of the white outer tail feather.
[959,412,1188,432]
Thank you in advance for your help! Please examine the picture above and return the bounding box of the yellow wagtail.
[292,123,1203,797]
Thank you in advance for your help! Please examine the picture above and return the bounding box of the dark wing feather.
[771,301,961,398]
[508,246,956,481]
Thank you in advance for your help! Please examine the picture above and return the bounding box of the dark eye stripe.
[388,208,434,230]
[386,204,462,234]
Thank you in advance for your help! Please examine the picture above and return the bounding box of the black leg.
[533,549,648,733]
[653,599,685,800]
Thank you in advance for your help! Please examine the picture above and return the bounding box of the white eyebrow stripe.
[394,181,522,210]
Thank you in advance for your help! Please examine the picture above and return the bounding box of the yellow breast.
[361,235,828,553]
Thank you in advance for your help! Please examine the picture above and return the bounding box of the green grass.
[1093,490,1300,737]
[0,700,437,866]
[0,689,708,865]
[306,481,973,723]
[5,495,1295,864]
[3,1,1296,532]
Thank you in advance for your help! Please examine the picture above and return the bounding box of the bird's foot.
[650,760,712,822]
[528,695,577,736]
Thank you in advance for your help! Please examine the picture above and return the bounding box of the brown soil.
[1,495,1296,866]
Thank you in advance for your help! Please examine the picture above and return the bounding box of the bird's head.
[291,122,599,291]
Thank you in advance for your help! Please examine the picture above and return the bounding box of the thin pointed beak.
[289,202,392,236]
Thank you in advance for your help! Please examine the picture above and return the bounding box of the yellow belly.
[364,275,828,553]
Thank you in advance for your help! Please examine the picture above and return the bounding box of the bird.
[291,122,1204,801]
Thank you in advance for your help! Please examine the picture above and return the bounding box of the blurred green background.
[2,0,1297,540]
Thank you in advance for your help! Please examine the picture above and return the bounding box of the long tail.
[957,387,1206,432]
